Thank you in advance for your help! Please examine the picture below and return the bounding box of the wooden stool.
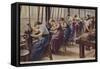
[20,49,30,62]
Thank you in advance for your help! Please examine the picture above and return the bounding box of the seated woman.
[50,19,63,54]
[78,18,84,35]
[84,17,92,33]
[60,18,71,45]
[31,21,50,61]
[84,17,95,50]
[69,18,77,45]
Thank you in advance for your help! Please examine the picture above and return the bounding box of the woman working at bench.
[31,21,50,61]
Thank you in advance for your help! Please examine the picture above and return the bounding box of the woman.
[78,18,84,35]
[31,21,50,61]
[83,17,94,50]
[60,18,71,44]
[84,18,92,32]
[59,18,72,54]
[70,18,77,45]
[50,19,63,54]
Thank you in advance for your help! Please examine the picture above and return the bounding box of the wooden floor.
[20,43,95,64]
[42,44,95,60]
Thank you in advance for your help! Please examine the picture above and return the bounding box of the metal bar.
[41,7,44,23]
[57,8,60,19]
[37,7,40,22]
[29,6,30,24]
[79,9,80,18]
[60,8,62,17]
[52,7,54,19]
[68,8,70,15]
[64,8,66,18]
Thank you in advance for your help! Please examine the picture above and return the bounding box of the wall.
[20,6,95,33]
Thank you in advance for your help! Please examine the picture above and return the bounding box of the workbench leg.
[48,44,53,60]
[79,44,85,58]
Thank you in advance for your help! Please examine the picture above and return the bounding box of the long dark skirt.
[70,24,76,42]
[51,31,64,54]
[64,26,71,43]
[31,35,49,61]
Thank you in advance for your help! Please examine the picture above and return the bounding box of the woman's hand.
[32,27,42,38]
